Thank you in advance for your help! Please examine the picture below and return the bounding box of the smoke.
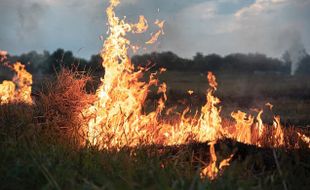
[16,2,47,41]
[0,0,48,54]
[1,0,310,59]
[285,35,308,75]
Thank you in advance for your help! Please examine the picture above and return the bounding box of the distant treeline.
[133,52,310,75]
[7,49,104,75]
[5,49,310,75]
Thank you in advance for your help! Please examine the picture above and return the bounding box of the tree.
[296,55,310,75]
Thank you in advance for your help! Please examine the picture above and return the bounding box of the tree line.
[5,49,310,75]
[7,49,104,75]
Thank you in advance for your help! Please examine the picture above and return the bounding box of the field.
[159,71,310,126]
[1,70,310,190]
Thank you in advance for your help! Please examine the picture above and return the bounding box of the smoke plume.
[287,37,308,75]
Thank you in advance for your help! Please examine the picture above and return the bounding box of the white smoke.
[287,40,308,75]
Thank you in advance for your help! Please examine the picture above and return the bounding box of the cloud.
[0,0,309,59]
[180,1,218,20]
[0,0,49,52]
[161,0,310,58]
[235,0,288,18]
[16,2,47,39]
[230,0,310,56]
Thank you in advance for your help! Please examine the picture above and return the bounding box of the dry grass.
[35,68,95,143]
[0,69,310,189]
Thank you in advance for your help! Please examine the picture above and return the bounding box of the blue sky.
[0,0,309,59]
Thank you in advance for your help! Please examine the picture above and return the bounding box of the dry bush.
[36,68,95,142]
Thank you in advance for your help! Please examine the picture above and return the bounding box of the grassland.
[158,71,310,126]
[1,70,310,190]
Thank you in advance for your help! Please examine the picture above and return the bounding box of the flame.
[0,50,8,62]
[196,72,222,142]
[200,141,234,180]
[0,62,33,105]
[0,0,307,182]
[81,0,310,180]
[272,116,285,147]
[200,142,219,180]
[132,15,148,34]
[231,111,253,144]
[146,20,165,44]
[12,63,33,104]
[219,153,234,170]
[82,0,160,149]
[0,81,16,104]
[187,90,194,95]
[297,132,310,148]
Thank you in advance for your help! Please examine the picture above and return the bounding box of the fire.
[0,81,15,104]
[0,0,308,183]
[297,132,310,148]
[187,90,194,95]
[200,141,234,180]
[132,15,148,34]
[230,111,253,145]
[82,0,160,149]
[200,142,219,180]
[196,72,222,142]
[146,20,165,44]
[0,50,8,62]
[0,61,33,105]
[82,0,310,180]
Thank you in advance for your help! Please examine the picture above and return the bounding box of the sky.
[0,0,309,59]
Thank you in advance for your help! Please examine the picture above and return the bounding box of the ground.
[1,71,310,190]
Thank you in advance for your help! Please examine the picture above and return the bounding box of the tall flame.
[83,0,160,149]
[0,0,308,182]
[82,0,310,180]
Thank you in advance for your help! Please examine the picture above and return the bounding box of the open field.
[0,70,309,189]
[157,71,310,126]
[1,0,310,189]
[31,71,310,124]
[1,130,310,190]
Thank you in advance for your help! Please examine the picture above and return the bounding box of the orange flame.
[81,0,310,180]
[0,62,33,105]
[298,132,310,148]
[200,142,219,180]
[200,141,234,180]
[82,0,161,149]
[187,90,194,95]
[146,20,165,44]
[0,81,16,104]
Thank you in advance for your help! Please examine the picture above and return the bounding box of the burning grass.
[77,0,310,155]
[0,60,309,189]
[0,66,309,189]
[1,0,310,189]
[37,69,93,127]
[1,124,310,189]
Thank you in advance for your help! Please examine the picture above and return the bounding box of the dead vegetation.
[36,69,95,143]
[0,68,310,190]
